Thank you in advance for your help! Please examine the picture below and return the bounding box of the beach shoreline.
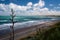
[18,21,59,40]
[0,20,59,40]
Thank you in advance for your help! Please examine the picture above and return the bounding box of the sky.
[0,0,60,16]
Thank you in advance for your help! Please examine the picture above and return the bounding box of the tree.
[10,9,15,40]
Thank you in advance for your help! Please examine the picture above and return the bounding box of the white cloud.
[33,0,45,11]
[1,0,5,1]
[27,2,33,9]
[33,0,45,8]
[0,4,6,11]
[0,4,10,12]
[9,3,27,11]
[49,4,53,6]
[27,2,33,6]
[34,3,38,7]
[59,4,60,6]
[0,0,60,16]
[38,0,45,7]
[40,7,49,11]
[54,7,60,9]
[32,10,60,15]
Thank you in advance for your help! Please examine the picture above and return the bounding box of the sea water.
[0,16,59,25]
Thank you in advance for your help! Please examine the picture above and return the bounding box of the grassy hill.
[20,22,60,40]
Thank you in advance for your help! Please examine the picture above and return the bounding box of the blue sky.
[0,0,60,15]
[0,0,39,5]
[0,0,60,5]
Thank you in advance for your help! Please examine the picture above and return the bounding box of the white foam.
[0,20,8,22]
[3,23,12,26]
[23,19,30,20]
[51,19,57,20]
[0,21,45,30]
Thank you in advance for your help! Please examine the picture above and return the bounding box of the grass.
[19,22,60,40]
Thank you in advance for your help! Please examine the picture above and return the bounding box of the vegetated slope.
[20,22,60,40]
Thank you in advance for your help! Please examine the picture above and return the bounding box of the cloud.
[38,0,45,7]
[54,7,60,9]
[9,3,28,11]
[0,4,10,12]
[1,0,5,1]
[40,7,49,11]
[27,2,33,6]
[49,4,53,6]
[0,4,6,11]
[59,4,60,6]
[33,0,45,11]
[0,0,60,16]
[33,0,45,7]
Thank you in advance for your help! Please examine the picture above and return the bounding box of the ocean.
[0,15,60,30]
[0,16,59,25]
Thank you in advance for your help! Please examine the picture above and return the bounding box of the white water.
[0,18,58,30]
[0,20,46,30]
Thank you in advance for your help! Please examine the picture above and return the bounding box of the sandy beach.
[0,20,59,40]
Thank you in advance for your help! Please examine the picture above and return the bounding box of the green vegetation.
[20,22,60,40]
